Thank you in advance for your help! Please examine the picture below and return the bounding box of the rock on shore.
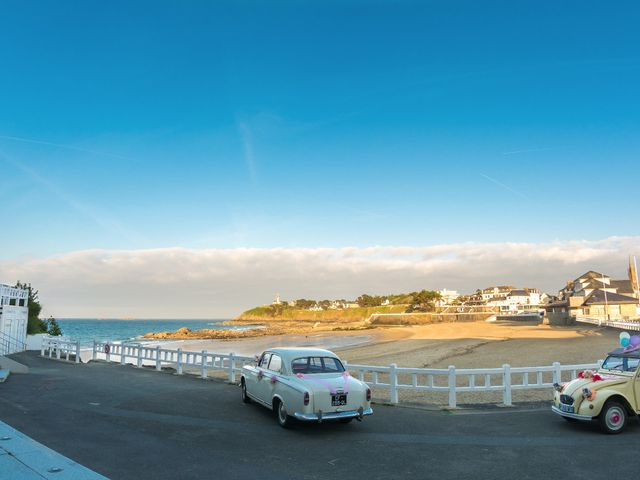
[142,326,272,340]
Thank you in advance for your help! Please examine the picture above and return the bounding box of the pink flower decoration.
[270,375,278,383]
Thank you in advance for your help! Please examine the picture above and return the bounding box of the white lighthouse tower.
[273,293,282,305]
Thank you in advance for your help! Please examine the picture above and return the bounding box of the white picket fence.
[347,361,601,407]
[576,316,640,331]
[91,340,255,383]
[41,337,81,363]
[40,337,601,407]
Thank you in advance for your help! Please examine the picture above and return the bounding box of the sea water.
[56,319,253,346]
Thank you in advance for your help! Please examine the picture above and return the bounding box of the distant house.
[546,270,640,323]
[485,287,543,314]
[481,286,515,302]
[437,289,460,306]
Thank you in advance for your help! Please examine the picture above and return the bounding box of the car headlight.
[582,388,595,400]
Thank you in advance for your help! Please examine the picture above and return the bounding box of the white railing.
[0,331,27,356]
[347,361,601,408]
[41,336,81,363]
[91,340,255,383]
[39,337,604,408]
[576,316,640,331]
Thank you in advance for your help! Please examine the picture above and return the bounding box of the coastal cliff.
[233,304,407,323]
[143,305,406,340]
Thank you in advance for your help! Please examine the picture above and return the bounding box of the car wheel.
[339,417,353,424]
[241,379,251,404]
[599,401,627,434]
[276,399,293,428]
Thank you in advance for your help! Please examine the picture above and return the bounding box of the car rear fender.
[271,393,285,411]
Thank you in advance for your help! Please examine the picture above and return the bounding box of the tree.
[410,290,442,312]
[46,317,63,336]
[356,294,383,307]
[319,300,331,310]
[293,299,316,310]
[14,282,47,334]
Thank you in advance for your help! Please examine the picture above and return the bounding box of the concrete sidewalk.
[0,420,107,479]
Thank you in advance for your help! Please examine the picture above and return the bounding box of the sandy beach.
[155,330,377,357]
[169,319,619,367]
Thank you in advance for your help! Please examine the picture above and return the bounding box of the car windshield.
[291,356,345,374]
[601,355,640,372]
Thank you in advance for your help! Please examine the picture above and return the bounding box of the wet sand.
[148,330,381,357]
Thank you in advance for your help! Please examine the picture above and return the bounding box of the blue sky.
[1,2,640,317]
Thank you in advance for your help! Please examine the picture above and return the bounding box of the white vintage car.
[240,347,373,427]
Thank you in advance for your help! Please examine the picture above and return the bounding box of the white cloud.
[1,236,639,318]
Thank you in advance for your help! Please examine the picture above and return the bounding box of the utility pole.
[601,273,609,321]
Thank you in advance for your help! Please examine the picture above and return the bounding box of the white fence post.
[389,364,399,404]
[56,342,61,360]
[136,346,142,368]
[503,364,512,406]
[229,353,236,383]
[155,346,161,371]
[75,341,81,364]
[201,351,208,379]
[177,348,183,375]
[552,362,562,384]
[448,365,456,408]
[40,339,45,357]
[92,340,97,361]
[120,344,126,366]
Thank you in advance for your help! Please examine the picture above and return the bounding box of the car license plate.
[559,403,574,414]
[331,394,347,406]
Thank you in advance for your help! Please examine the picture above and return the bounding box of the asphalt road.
[1,352,639,480]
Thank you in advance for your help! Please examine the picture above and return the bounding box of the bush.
[46,317,63,336]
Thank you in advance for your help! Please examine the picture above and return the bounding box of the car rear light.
[304,391,310,406]
[366,388,371,402]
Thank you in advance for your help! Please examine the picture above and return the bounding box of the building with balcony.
[545,269,640,323]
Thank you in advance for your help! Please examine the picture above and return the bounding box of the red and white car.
[240,347,373,428]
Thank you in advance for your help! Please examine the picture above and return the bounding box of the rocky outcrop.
[142,326,273,340]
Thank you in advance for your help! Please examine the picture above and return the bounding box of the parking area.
[1,352,640,479]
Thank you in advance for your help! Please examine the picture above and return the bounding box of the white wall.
[26,334,48,351]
